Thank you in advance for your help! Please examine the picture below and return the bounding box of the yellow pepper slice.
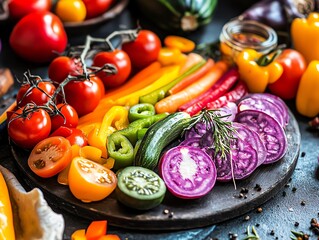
[291,12,319,64]
[236,49,283,93]
[296,60,319,117]
[87,106,129,158]
[0,172,15,240]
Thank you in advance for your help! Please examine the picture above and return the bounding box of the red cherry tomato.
[48,56,82,84]
[8,0,52,20]
[64,76,104,116]
[50,126,88,147]
[50,103,79,132]
[16,80,56,107]
[28,136,72,178]
[122,30,161,70]
[82,0,114,19]
[268,49,307,100]
[93,49,131,88]
[9,11,68,63]
[8,108,51,149]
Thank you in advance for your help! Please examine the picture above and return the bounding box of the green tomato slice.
[116,166,166,210]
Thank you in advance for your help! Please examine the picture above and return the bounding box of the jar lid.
[220,19,278,53]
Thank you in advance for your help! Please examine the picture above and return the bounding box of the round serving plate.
[11,109,300,231]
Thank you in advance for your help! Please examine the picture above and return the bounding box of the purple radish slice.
[232,122,267,166]
[244,93,290,126]
[235,109,288,164]
[214,102,238,122]
[213,129,259,182]
[179,137,202,148]
[159,146,217,199]
[184,120,207,139]
[238,96,285,127]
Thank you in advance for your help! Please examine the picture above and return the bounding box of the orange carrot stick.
[169,58,215,95]
[155,61,229,114]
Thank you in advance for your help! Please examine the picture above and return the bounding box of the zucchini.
[134,112,192,170]
[135,0,218,32]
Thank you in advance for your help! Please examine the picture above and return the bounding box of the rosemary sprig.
[187,109,236,160]
[243,225,261,240]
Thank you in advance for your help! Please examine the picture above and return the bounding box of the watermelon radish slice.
[159,146,217,199]
[235,109,288,164]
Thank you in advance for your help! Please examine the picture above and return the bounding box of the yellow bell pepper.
[296,60,319,117]
[236,49,283,93]
[291,12,319,64]
[87,106,129,158]
[115,65,180,106]
[0,172,15,240]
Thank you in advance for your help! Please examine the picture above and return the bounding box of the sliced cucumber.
[116,166,166,210]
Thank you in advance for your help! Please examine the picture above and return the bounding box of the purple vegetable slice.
[159,146,217,199]
[235,109,288,164]
[214,101,238,122]
[184,120,207,139]
[238,96,285,127]
[243,93,290,126]
[213,128,259,182]
[232,122,267,166]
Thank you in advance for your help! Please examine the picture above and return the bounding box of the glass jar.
[219,19,278,64]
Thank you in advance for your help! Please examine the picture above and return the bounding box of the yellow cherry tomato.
[55,0,87,22]
[68,157,117,203]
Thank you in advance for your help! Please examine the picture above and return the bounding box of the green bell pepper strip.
[139,60,206,105]
[128,103,156,122]
[118,113,169,145]
[107,132,134,170]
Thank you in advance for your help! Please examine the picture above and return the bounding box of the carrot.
[155,61,229,114]
[169,58,215,95]
[102,61,162,100]
[0,101,17,125]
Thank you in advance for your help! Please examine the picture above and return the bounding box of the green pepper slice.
[118,113,169,145]
[107,133,134,170]
[128,103,156,122]
[116,166,166,210]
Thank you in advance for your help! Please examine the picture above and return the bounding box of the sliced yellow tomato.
[68,157,117,202]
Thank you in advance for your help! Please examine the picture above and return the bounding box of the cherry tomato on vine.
[48,56,82,84]
[93,49,131,88]
[64,76,104,116]
[8,0,52,20]
[82,0,114,19]
[28,136,72,178]
[8,108,51,149]
[55,0,87,23]
[122,30,161,70]
[268,49,307,100]
[9,11,68,63]
[16,80,56,107]
[50,103,79,132]
[68,157,117,202]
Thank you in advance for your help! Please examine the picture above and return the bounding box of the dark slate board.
[11,110,300,231]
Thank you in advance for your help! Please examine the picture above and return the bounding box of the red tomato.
[50,126,88,147]
[268,49,307,100]
[9,11,68,63]
[93,49,131,88]
[121,30,161,70]
[50,103,79,132]
[48,56,82,84]
[8,0,52,20]
[8,108,51,149]
[64,76,104,116]
[82,0,114,19]
[28,136,72,178]
[16,80,56,107]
